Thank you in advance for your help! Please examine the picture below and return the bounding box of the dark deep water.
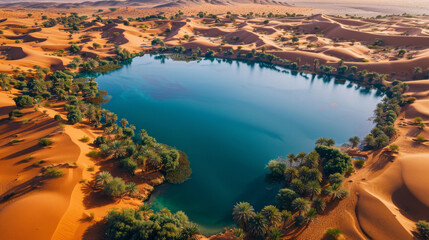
[94,55,382,234]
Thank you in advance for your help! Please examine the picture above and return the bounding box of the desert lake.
[94,54,382,233]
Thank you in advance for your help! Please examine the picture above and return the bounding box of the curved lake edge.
[87,53,394,235]
[83,52,387,96]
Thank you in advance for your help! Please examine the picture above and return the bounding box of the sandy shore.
[0,4,428,240]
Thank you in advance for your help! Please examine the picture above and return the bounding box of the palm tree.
[281,210,292,228]
[120,118,128,128]
[328,173,344,185]
[247,213,269,239]
[326,138,336,147]
[260,205,281,228]
[296,152,306,165]
[306,181,321,200]
[326,184,349,201]
[147,153,162,171]
[268,227,283,240]
[96,171,112,186]
[138,204,154,220]
[302,151,319,169]
[181,223,200,240]
[312,197,326,213]
[291,198,310,215]
[307,168,322,182]
[284,167,299,183]
[286,153,296,166]
[413,66,422,78]
[299,166,310,180]
[108,140,127,159]
[304,208,317,224]
[313,59,319,71]
[315,137,327,146]
[290,179,305,196]
[125,182,138,197]
[349,136,360,148]
[233,202,255,230]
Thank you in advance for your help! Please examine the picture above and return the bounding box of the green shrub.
[9,109,23,118]
[79,136,90,142]
[103,177,126,197]
[416,135,426,142]
[389,144,399,152]
[13,95,33,108]
[354,159,365,168]
[54,114,62,120]
[21,118,29,124]
[69,44,80,53]
[67,109,83,124]
[120,158,138,175]
[43,168,63,178]
[38,138,52,146]
[325,228,343,240]
[406,97,416,103]
[166,152,192,184]
[86,151,101,158]
[10,139,24,144]
[315,145,352,175]
[416,220,429,240]
[22,156,33,162]
[93,136,107,147]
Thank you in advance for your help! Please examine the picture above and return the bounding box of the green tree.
[180,223,200,240]
[286,153,296,166]
[312,197,326,213]
[268,227,283,240]
[276,188,298,210]
[120,118,128,128]
[306,168,322,182]
[247,213,269,239]
[260,205,281,228]
[325,228,343,240]
[120,158,138,175]
[348,136,360,148]
[0,73,11,91]
[328,173,344,185]
[316,145,352,175]
[103,177,126,197]
[291,197,310,215]
[284,167,299,184]
[265,159,287,184]
[13,95,34,108]
[160,149,180,172]
[125,182,138,196]
[70,44,80,53]
[325,184,349,201]
[232,202,255,230]
[313,59,319,71]
[67,109,83,124]
[96,171,112,186]
[280,210,292,227]
[306,181,321,200]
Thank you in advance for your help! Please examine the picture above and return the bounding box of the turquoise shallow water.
[94,55,382,234]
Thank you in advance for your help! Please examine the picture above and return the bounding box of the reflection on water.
[93,54,382,234]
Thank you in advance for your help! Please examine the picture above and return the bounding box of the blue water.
[94,55,382,234]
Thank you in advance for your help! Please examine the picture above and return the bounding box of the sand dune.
[0,5,429,240]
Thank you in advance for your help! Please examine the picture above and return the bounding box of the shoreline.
[0,7,428,240]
